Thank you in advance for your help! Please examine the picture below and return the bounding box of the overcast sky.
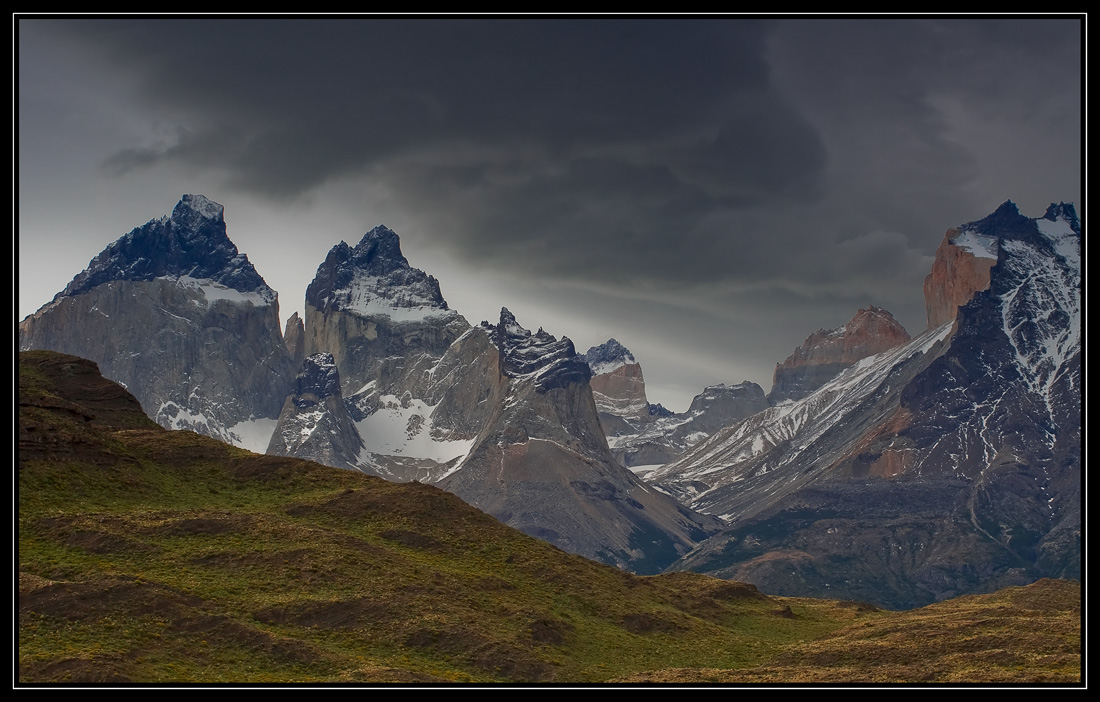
[16,16,1083,411]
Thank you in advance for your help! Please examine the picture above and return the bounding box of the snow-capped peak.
[584,338,637,376]
[305,224,454,322]
[499,307,531,338]
[174,193,225,223]
[54,194,272,302]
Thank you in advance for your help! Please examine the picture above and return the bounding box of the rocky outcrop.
[585,339,650,426]
[283,312,306,368]
[610,382,771,470]
[583,339,769,469]
[664,202,1081,610]
[923,212,1001,328]
[267,353,363,470]
[681,383,770,435]
[440,309,722,574]
[18,195,295,451]
[767,306,911,405]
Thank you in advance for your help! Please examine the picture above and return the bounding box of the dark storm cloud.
[59,19,777,193]
[48,17,838,287]
[18,16,1082,405]
[32,17,1081,314]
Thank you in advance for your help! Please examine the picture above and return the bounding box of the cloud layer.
[18,17,1082,408]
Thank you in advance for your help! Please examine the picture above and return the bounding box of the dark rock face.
[18,195,295,450]
[493,308,592,393]
[440,310,722,574]
[57,194,270,300]
[665,203,1080,609]
[284,312,306,368]
[767,306,911,405]
[583,338,635,372]
[267,353,363,471]
[305,225,449,317]
[682,383,770,435]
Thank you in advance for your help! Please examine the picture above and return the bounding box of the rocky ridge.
[663,202,1081,609]
[267,353,364,471]
[582,340,770,470]
[439,309,722,573]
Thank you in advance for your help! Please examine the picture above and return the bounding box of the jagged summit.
[961,200,1080,254]
[267,352,363,471]
[305,225,452,321]
[584,338,637,376]
[56,194,271,302]
[19,194,295,447]
[1043,202,1079,228]
[925,201,1080,328]
[767,306,910,404]
[485,308,591,393]
[341,225,412,276]
[171,193,225,226]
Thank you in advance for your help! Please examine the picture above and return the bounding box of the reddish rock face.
[778,306,912,369]
[923,228,997,329]
[589,362,649,421]
[768,306,911,404]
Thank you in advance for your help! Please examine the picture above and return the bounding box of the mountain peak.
[584,338,638,377]
[498,307,530,338]
[967,200,1040,244]
[55,194,270,301]
[172,193,225,226]
[487,309,590,392]
[1043,202,1080,234]
[305,225,452,321]
[768,306,910,404]
[351,225,410,273]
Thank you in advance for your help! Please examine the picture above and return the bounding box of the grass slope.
[17,351,1081,684]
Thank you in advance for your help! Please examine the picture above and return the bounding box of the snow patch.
[167,275,275,306]
[339,275,454,322]
[355,394,474,465]
[950,229,1000,259]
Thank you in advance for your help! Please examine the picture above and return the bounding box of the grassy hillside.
[17,351,1081,684]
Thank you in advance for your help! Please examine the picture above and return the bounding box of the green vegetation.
[17,351,1081,684]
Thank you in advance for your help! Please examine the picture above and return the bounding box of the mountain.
[18,195,295,451]
[439,309,723,574]
[295,235,722,569]
[301,225,476,480]
[767,306,911,405]
[584,340,769,471]
[660,202,1081,609]
[20,348,1080,683]
[585,339,650,428]
[283,311,307,368]
[19,203,719,572]
[266,352,364,471]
